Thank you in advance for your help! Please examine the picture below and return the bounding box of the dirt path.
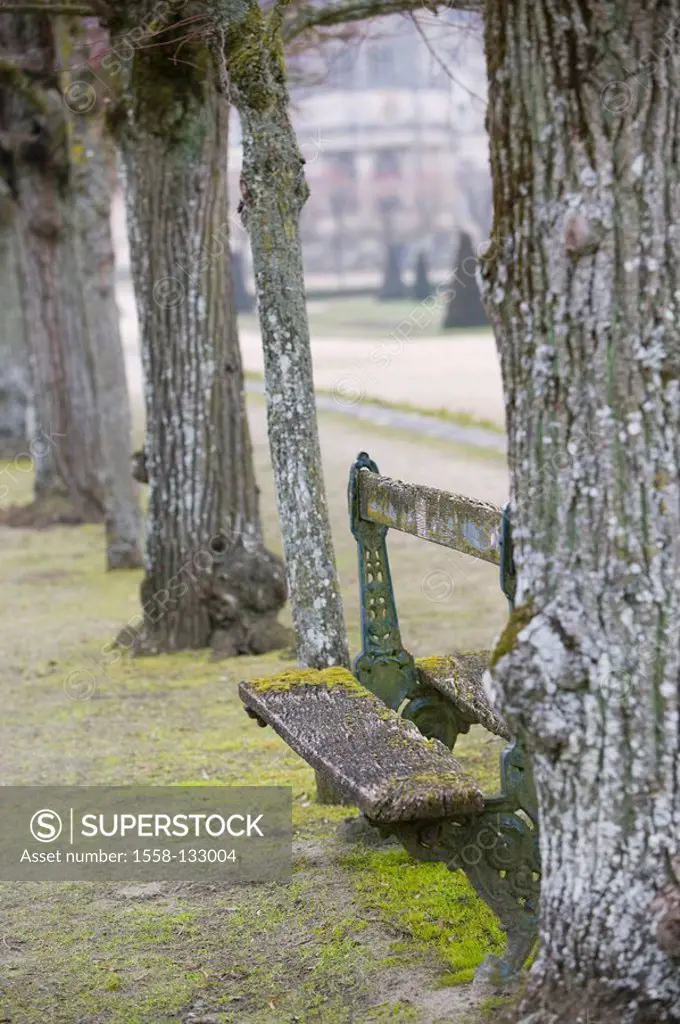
[239,329,505,428]
[114,275,504,431]
[116,278,505,451]
[112,194,504,432]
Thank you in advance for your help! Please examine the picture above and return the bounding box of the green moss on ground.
[342,847,504,986]
[0,405,513,1023]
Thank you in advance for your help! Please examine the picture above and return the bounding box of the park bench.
[240,453,539,984]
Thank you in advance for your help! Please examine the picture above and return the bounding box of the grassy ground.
[239,297,432,340]
[0,400,514,1024]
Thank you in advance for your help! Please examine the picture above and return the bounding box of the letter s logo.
[30,809,63,843]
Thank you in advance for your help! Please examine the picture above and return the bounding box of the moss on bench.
[415,653,510,739]
[240,669,484,821]
[248,666,368,694]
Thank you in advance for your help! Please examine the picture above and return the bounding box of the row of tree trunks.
[13,93,105,525]
[483,2,680,1021]
[0,13,142,568]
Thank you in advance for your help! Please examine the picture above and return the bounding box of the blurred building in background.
[228,12,489,286]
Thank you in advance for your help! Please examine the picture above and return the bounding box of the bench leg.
[375,739,540,984]
[349,453,419,710]
[384,808,538,983]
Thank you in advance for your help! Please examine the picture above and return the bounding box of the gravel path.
[245,377,506,454]
[238,327,506,429]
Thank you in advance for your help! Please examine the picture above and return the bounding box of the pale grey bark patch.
[0,195,29,460]
[483,3,680,1021]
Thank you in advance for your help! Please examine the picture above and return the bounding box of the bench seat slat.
[358,470,502,566]
[415,653,511,740]
[239,668,484,822]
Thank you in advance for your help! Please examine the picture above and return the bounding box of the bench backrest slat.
[358,470,502,566]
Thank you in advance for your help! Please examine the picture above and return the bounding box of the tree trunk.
[0,16,103,524]
[223,1,350,673]
[0,14,139,557]
[13,119,105,526]
[483,3,680,1021]
[117,29,289,653]
[58,19,142,569]
[0,191,29,462]
[442,232,488,329]
[379,243,407,300]
[222,1,350,804]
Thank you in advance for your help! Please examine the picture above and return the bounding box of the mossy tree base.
[0,493,102,528]
[502,982,668,1024]
[119,542,290,657]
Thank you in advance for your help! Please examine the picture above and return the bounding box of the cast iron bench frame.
[349,451,514,746]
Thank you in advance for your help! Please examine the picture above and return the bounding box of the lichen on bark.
[218,0,350,674]
[483,2,680,1021]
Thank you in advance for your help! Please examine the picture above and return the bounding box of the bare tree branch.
[407,10,484,103]
[283,0,482,42]
[0,3,96,14]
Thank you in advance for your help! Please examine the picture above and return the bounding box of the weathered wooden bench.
[240,453,540,984]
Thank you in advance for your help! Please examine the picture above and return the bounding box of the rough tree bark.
[482,3,680,1021]
[0,188,29,460]
[219,0,351,804]
[113,12,289,653]
[7,60,105,526]
[222,0,350,674]
[59,18,143,567]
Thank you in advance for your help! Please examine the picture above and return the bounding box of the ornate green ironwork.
[401,687,471,749]
[349,452,419,710]
[349,452,475,738]
[383,736,539,984]
[348,453,540,981]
